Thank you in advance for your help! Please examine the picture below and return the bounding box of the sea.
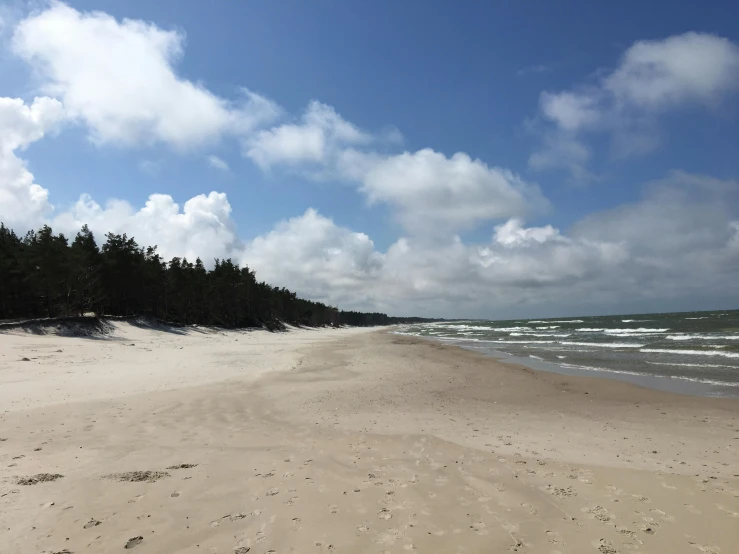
[395,309,739,397]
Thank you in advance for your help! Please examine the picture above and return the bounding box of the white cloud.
[52,191,240,263]
[12,2,280,150]
[539,91,601,131]
[237,172,739,317]
[493,218,561,247]
[242,209,384,306]
[246,101,369,169]
[207,155,229,171]
[354,148,547,235]
[605,32,739,108]
[0,96,65,232]
[531,32,739,180]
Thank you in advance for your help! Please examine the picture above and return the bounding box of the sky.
[1,0,739,319]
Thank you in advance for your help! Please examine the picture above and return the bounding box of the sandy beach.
[1,322,738,554]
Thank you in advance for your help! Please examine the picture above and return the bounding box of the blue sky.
[1,1,739,318]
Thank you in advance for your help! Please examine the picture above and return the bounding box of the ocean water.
[396,310,739,397]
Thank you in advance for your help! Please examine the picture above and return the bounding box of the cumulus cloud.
[242,209,384,306]
[237,172,739,317]
[493,218,561,247]
[351,148,547,235]
[245,101,369,169]
[530,32,739,180]
[52,191,241,263]
[12,2,280,149]
[604,33,739,108]
[0,96,65,232]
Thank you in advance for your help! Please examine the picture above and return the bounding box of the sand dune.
[1,323,737,553]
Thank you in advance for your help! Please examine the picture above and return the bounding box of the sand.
[1,323,737,554]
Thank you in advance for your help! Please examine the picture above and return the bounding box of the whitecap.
[645,361,735,369]
[641,349,739,359]
[509,332,571,338]
[666,334,739,341]
[560,341,644,348]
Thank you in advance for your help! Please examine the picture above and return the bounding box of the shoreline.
[420,334,739,398]
[2,324,737,553]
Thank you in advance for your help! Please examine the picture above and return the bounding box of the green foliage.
[0,223,435,328]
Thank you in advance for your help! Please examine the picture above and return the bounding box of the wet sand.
[1,324,738,553]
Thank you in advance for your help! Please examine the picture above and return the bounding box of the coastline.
[415,334,739,398]
[1,324,737,553]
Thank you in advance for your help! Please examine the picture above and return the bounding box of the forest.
[0,223,435,328]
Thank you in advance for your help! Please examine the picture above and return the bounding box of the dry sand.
[1,322,738,554]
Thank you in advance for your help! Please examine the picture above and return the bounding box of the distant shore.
[1,323,737,553]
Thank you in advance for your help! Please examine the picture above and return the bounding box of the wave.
[534,325,560,329]
[685,316,709,320]
[491,339,557,344]
[558,363,645,377]
[527,319,584,323]
[509,332,572,337]
[603,329,668,335]
[668,376,739,387]
[492,326,531,332]
[641,348,739,359]
[559,341,644,348]
[622,319,652,322]
[666,334,739,341]
[645,361,736,369]
[434,324,481,330]
[559,361,739,387]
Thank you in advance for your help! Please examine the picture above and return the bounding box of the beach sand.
[1,323,737,553]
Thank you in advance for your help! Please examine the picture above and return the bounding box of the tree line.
[0,223,436,328]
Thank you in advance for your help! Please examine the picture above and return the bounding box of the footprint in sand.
[617,528,642,545]
[470,521,488,535]
[585,505,613,523]
[546,485,577,498]
[255,531,267,543]
[124,536,143,549]
[378,508,393,520]
[546,530,564,545]
[594,538,618,553]
[213,512,248,526]
[266,488,279,496]
[83,519,101,529]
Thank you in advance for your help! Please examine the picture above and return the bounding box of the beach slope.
[1,324,737,553]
